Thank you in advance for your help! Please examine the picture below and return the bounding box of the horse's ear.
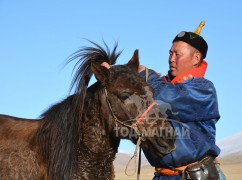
[91,61,110,83]
[127,49,139,72]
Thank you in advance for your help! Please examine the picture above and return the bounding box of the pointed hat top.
[194,20,206,35]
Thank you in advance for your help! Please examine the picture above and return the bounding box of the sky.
[1,0,242,153]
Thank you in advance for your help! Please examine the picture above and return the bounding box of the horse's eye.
[119,92,131,101]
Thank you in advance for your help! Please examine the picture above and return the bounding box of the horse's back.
[0,114,40,139]
[0,115,47,179]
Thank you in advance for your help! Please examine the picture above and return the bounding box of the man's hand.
[139,65,146,72]
[101,62,111,69]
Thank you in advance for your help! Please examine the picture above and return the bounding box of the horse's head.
[91,50,176,158]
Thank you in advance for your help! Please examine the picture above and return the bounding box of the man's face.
[168,41,195,77]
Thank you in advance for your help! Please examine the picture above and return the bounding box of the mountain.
[217,131,242,163]
[216,132,242,179]
[114,132,242,180]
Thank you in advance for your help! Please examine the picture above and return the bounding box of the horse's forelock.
[67,40,122,93]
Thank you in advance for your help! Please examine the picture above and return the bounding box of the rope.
[104,88,133,128]
[125,67,149,179]
[145,67,149,83]
[137,146,142,180]
[135,102,158,125]
[125,136,143,176]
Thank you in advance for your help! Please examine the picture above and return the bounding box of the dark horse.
[0,41,175,180]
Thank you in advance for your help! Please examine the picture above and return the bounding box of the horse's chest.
[75,150,116,180]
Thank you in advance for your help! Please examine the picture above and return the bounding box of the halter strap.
[135,102,158,125]
[104,88,157,127]
[104,88,133,128]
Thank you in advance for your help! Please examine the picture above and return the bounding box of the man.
[138,21,225,179]
[102,21,225,179]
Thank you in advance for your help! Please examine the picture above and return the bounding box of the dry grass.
[114,154,242,180]
[115,165,154,180]
[115,164,242,180]
[219,163,242,180]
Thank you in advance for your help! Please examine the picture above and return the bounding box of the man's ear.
[91,61,110,83]
[192,51,202,66]
[126,49,140,72]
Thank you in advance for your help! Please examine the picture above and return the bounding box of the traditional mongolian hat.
[173,21,208,59]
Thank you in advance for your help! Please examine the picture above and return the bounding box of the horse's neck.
[75,90,119,179]
[80,90,120,153]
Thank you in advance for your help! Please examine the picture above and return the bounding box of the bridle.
[104,87,157,179]
[104,88,157,134]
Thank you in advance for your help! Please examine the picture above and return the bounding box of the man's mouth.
[169,66,176,71]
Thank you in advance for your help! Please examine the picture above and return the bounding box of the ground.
[114,153,242,180]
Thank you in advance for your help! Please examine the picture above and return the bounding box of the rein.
[104,87,157,179]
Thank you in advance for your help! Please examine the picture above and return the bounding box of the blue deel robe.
[139,69,221,180]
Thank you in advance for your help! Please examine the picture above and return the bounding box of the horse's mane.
[36,40,121,180]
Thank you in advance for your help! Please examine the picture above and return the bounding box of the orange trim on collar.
[162,76,168,83]
[170,61,208,84]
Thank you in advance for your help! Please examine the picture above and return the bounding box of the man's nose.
[169,54,175,63]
